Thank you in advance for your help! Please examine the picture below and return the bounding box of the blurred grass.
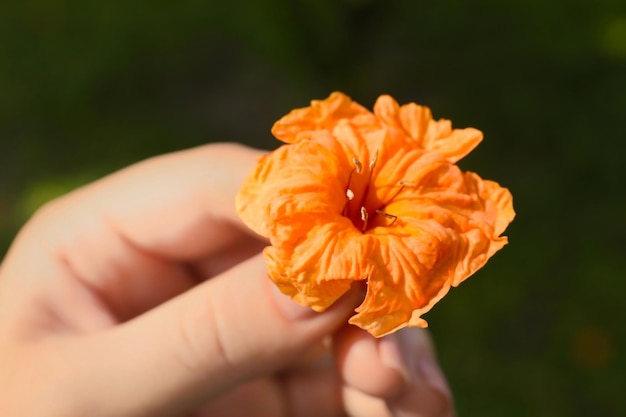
[1,1,625,415]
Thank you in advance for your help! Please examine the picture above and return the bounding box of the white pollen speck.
[346,189,355,200]
[360,206,368,221]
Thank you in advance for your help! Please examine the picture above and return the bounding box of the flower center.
[342,152,404,232]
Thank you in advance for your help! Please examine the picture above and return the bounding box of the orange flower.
[237,92,515,337]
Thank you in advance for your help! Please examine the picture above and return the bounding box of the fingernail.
[270,284,318,320]
[417,356,453,401]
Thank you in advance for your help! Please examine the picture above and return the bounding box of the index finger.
[0,143,266,326]
[33,143,265,260]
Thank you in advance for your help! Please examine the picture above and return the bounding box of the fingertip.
[386,329,456,417]
[268,283,321,321]
[334,325,406,398]
[268,281,362,324]
[336,326,455,417]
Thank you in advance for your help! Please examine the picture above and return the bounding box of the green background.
[1,1,624,415]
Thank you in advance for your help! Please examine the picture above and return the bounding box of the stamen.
[386,179,417,203]
[375,209,398,226]
[356,151,378,212]
[360,207,369,231]
[368,180,415,226]
[343,160,362,216]
[369,150,378,170]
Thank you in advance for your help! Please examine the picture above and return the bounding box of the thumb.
[76,254,357,416]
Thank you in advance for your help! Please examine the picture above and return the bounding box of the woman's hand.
[0,143,454,417]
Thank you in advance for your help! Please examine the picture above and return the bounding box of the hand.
[0,143,454,417]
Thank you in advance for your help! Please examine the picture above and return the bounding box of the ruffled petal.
[423,121,483,164]
[350,231,454,337]
[237,135,378,311]
[478,178,516,236]
[349,154,514,336]
[236,139,349,238]
[384,164,513,287]
[373,94,483,163]
[265,219,376,311]
[272,92,374,143]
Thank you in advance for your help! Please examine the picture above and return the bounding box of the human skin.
[0,143,454,417]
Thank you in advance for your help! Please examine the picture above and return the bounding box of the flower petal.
[381,165,513,287]
[271,92,373,144]
[264,219,376,311]
[349,154,514,336]
[477,178,516,236]
[237,135,378,311]
[373,95,483,163]
[349,232,453,337]
[236,139,348,238]
[423,120,483,164]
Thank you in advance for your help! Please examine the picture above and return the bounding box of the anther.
[375,209,398,226]
[386,180,417,203]
[344,159,361,216]
[369,150,379,169]
[360,207,369,231]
